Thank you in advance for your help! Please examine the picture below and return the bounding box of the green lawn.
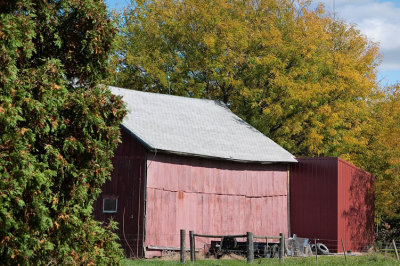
[122,253,398,265]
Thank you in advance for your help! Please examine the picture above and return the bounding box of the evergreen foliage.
[0,0,125,264]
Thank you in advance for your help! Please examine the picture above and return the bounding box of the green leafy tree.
[0,0,125,264]
[112,0,380,158]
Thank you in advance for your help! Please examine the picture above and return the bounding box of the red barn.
[290,157,375,253]
[93,87,297,258]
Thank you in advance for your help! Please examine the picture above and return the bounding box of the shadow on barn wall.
[343,164,374,251]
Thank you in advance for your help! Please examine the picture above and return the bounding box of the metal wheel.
[271,244,280,258]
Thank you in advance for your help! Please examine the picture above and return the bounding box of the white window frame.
[103,198,118,213]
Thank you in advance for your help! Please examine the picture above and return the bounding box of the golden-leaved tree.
[111,0,380,159]
[361,85,400,223]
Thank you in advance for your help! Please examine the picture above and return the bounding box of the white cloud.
[316,0,400,81]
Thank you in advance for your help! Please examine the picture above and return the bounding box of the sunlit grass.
[122,252,398,265]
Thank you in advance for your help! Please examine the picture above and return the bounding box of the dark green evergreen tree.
[0,0,125,264]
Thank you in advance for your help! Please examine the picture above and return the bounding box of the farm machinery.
[207,235,329,258]
[208,236,281,258]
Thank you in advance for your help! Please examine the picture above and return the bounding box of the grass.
[122,253,398,265]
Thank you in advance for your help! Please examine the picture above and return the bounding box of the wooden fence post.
[314,238,318,263]
[180,229,186,263]
[246,232,254,263]
[279,233,284,262]
[189,230,195,261]
[341,239,347,262]
[393,240,399,261]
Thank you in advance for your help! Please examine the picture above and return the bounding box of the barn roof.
[110,86,297,163]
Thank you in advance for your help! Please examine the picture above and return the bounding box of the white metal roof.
[110,86,297,163]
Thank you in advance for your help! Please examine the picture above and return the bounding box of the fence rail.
[254,235,281,239]
[193,234,247,238]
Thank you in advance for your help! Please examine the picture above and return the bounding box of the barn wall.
[290,158,338,251]
[291,157,374,253]
[337,158,374,252]
[93,129,147,258]
[145,152,289,255]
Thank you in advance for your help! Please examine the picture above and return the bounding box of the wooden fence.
[179,229,285,263]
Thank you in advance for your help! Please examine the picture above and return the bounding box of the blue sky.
[319,0,400,86]
[105,0,400,86]
[105,0,128,9]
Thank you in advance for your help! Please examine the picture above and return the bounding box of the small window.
[103,198,118,213]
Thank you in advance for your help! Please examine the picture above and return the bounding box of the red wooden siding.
[337,158,374,252]
[145,152,289,255]
[93,129,147,257]
[290,157,374,253]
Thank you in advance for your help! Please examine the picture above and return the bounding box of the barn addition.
[290,157,375,253]
[93,86,296,258]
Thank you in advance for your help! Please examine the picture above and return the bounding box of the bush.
[0,0,125,264]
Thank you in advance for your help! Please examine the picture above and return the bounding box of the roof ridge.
[108,85,222,104]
